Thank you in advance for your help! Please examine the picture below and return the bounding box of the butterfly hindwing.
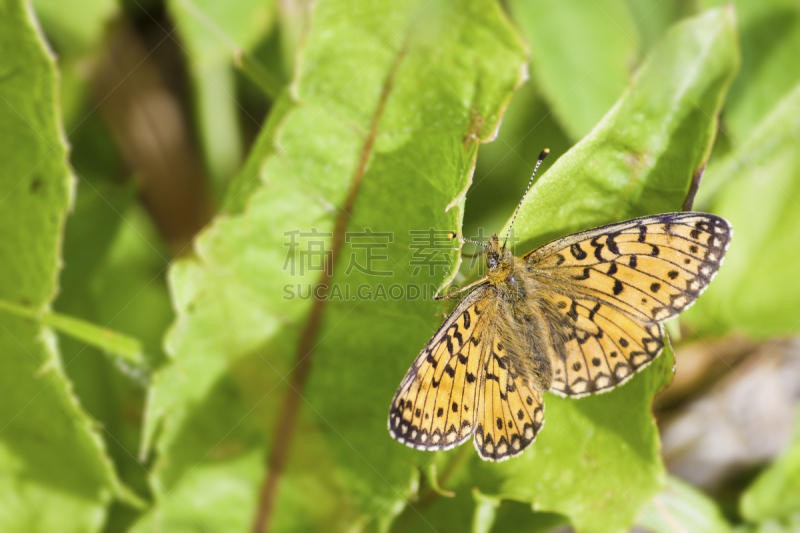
[541,292,664,397]
[526,213,731,323]
[388,284,490,451]
[474,337,544,460]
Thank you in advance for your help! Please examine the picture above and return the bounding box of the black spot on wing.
[613,279,623,295]
[593,240,605,261]
[606,232,620,254]
[570,243,587,260]
[650,283,661,293]
[573,267,591,280]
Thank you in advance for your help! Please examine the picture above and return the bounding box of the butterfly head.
[486,234,520,292]
[486,234,513,271]
[485,234,525,303]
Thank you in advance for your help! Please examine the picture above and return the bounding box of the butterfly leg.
[459,251,483,259]
[433,276,489,300]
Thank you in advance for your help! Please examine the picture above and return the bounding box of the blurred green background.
[1,0,799,531]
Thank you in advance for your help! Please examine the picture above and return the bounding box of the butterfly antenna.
[447,232,490,250]
[503,148,549,250]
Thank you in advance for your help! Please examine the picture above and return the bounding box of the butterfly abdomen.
[493,289,554,394]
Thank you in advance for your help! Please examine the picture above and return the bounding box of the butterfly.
[388,149,732,461]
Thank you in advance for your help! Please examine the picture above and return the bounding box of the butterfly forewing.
[527,213,731,323]
[389,285,490,451]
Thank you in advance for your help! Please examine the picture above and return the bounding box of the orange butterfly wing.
[473,336,544,460]
[388,285,490,451]
[526,212,731,396]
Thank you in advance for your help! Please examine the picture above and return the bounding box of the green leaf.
[463,345,674,533]
[0,1,118,530]
[701,0,800,141]
[464,79,572,242]
[394,470,568,533]
[636,476,732,533]
[460,8,736,533]
[55,186,172,530]
[505,6,739,248]
[140,0,527,531]
[31,0,117,55]
[740,407,800,524]
[472,489,501,533]
[142,5,739,532]
[624,0,690,52]
[508,0,641,141]
[0,299,145,368]
[684,82,800,338]
[489,506,567,533]
[221,89,292,215]
[167,0,279,196]
[30,0,119,129]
